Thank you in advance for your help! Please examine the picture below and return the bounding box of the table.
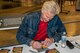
[48,35,80,53]
[0,35,80,53]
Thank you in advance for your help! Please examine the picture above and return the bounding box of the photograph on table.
[45,48,60,53]
[11,47,23,53]
[0,49,10,53]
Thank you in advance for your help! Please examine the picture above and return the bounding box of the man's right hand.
[31,41,42,50]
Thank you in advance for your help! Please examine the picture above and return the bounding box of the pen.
[75,42,80,47]
[29,50,37,53]
[74,46,80,49]
[55,44,58,47]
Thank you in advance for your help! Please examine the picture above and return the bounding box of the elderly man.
[16,1,66,50]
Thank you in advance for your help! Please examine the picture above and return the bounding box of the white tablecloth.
[0,35,80,53]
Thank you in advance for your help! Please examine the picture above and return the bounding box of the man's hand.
[41,38,54,48]
[31,41,42,50]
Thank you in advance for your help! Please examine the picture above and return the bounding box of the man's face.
[41,10,55,22]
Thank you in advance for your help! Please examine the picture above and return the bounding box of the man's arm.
[53,16,66,42]
[16,15,32,46]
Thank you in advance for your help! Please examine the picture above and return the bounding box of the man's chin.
[44,20,49,22]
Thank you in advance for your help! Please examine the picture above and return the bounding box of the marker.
[29,50,37,53]
[55,44,58,47]
[75,42,80,47]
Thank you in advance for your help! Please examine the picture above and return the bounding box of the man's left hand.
[41,38,54,48]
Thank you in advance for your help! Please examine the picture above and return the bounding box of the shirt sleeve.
[16,15,32,46]
[53,16,66,42]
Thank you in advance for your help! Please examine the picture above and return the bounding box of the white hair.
[42,1,60,14]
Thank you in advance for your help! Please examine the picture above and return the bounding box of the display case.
[76,0,80,11]
[0,0,47,30]
[0,0,21,9]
